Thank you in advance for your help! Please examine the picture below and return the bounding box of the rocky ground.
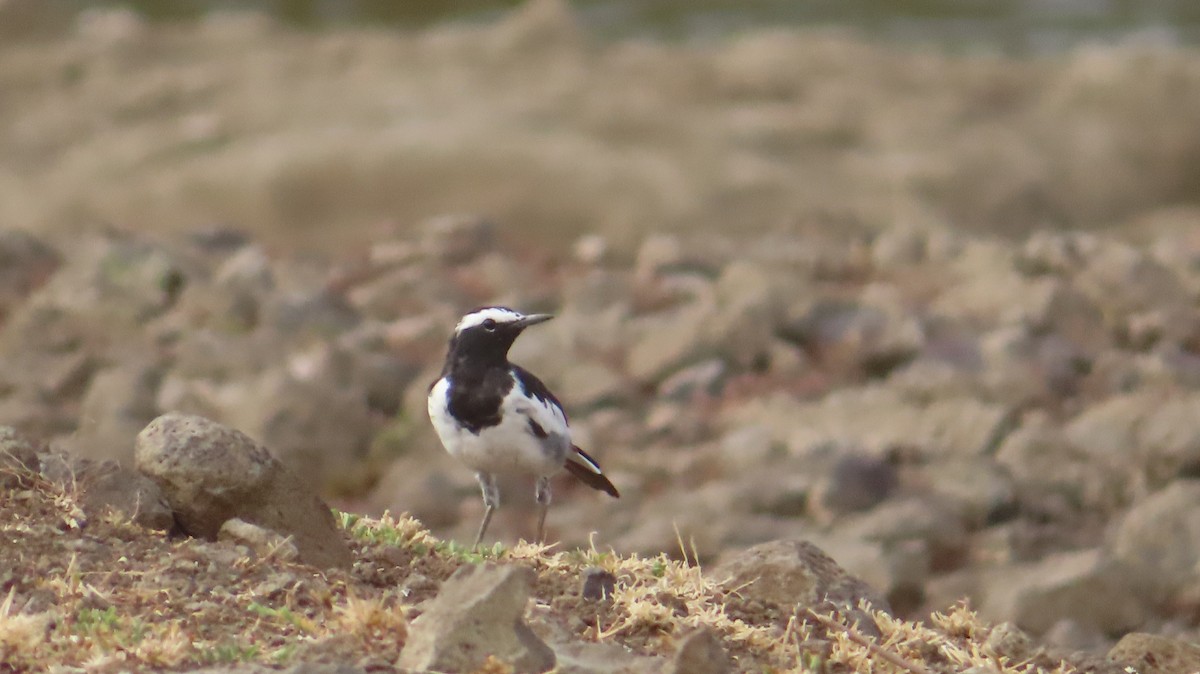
[3,0,1200,672]
[1,214,1200,672]
[0,416,1179,673]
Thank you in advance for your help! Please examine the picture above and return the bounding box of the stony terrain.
[2,211,1200,672]
[0,420,1168,673]
[3,0,1200,672]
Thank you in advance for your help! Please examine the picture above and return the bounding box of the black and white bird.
[428,306,620,547]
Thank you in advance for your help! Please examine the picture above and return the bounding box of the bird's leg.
[474,472,499,550]
[534,475,552,544]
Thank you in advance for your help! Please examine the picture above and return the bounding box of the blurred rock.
[809,450,898,517]
[634,234,685,281]
[226,364,373,494]
[557,360,628,410]
[714,539,892,632]
[1065,390,1200,489]
[419,214,495,266]
[708,260,784,370]
[75,460,173,531]
[580,568,616,603]
[1042,618,1106,652]
[626,302,712,384]
[202,245,275,332]
[0,229,59,321]
[726,386,1011,460]
[135,413,352,569]
[1107,481,1200,606]
[398,564,554,673]
[65,362,163,465]
[367,454,472,531]
[488,0,583,60]
[919,458,1017,529]
[841,497,967,565]
[219,517,300,562]
[1075,239,1190,324]
[1108,632,1200,674]
[0,425,39,489]
[995,410,1125,514]
[780,289,924,378]
[550,641,663,674]
[977,548,1144,636]
[658,359,727,402]
[664,627,732,674]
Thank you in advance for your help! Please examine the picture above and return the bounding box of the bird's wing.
[565,446,620,497]
[510,365,569,430]
[511,366,619,498]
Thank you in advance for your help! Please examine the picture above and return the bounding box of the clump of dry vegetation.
[0,465,1094,673]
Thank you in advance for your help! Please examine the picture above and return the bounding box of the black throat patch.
[444,366,513,435]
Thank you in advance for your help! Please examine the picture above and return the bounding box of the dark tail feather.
[564,451,620,498]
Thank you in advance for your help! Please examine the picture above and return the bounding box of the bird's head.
[446,306,553,364]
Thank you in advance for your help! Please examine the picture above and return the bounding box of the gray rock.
[222,356,373,494]
[737,464,811,518]
[0,425,39,489]
[219,518,300,562]
[561,271,629,315]
[664,627,732,674]
[202,244,275,332]
[1042,618,1105,652]
[870,224,932,268]
[184,665,365,674]
[633,234,685,280]
[397,563,555,673]
[580,568,616,602]
[1015,230,1088,277]
[134,413,352,569]
[550,641,663,674]
[708,260,784,370]
[994,410,1126,513]
[65,362,163,465]
[841,497,966,560]
[1109,632,1200,674]
[725,386,1012,461]
[75,460,174,531]
[625,303,713,384]
[0,229,59,320]
[263,288,361,338]
[658,359,727,402]
[367,454,473,531]
[1065,390,1200,489]
[714,539,892,629]
[977,548,1144,636]
[556,360,629,410]
[919,458,1017,528]
[1075,238,1190,322]
[983,622,1034,662]
[419,213,495,265]
[809,451,897,517]
[780,290,923,378]
[1107,480,1200,605]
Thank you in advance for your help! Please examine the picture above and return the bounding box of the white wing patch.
[455,307,524,334]
[568,448,603,474]
[509,372,569,439]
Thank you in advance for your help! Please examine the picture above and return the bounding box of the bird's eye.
[482,318,497,331]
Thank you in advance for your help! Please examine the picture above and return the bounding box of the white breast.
[428,375,570,477]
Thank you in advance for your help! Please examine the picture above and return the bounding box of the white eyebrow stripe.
[454,307,523,334]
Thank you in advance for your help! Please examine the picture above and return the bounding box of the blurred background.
[3,0,1200,654]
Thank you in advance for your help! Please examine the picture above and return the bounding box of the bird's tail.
[564,446,620,498]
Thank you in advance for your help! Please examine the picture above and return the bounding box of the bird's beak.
[515,314,553,329]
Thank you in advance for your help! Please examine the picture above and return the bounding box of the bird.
[428,306,620,548]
